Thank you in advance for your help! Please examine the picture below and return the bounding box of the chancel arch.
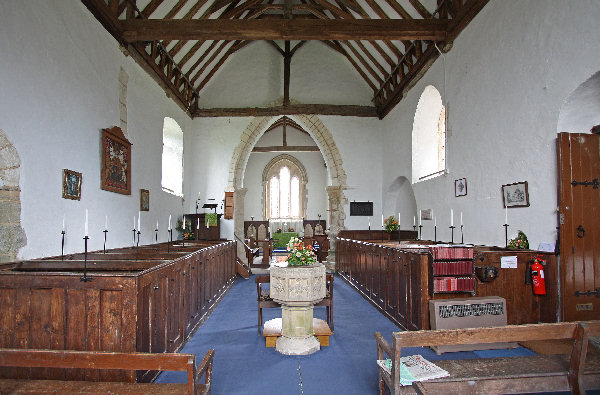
[227,101,347,265]
[0,129,26,263]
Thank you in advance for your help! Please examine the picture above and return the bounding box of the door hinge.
[571,178,599,189]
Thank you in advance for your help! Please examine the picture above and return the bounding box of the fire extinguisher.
[531,256,546,295]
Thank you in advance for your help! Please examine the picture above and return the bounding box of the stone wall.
[0,130,26,262]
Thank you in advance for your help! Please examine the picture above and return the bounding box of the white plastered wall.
[381,0,600,248]
[0,1,191,259]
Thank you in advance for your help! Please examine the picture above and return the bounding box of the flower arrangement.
[289,227,294,232]
[507,230,529,249]
[384,215,399,233]
[176,219,195,240]
[276,228,282,233]
[286,236,317,266]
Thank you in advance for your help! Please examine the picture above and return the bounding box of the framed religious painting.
[101,126,131,195]
[455,178,467,197]
[140,189,149,211]
[502,181,530,208]
[62,169,82,200]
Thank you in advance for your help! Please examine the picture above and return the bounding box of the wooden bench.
[0,348,214,394]
[375,321,600,394]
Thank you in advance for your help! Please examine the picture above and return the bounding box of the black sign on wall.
[350,201,373,216]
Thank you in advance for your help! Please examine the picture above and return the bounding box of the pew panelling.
[0,241,236,383]
[336,238,558,330]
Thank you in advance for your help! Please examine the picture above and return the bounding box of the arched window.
[263,155,307,219]
[412,86,446,183]
[161,117,183,196]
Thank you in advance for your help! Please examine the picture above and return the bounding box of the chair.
[256,273,334,334]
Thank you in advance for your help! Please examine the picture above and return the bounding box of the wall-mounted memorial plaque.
[350,201,373,216]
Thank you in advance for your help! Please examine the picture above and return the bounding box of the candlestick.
[460,224,464,244]
[418,224,423,239]
[155,227,158,243]
[80,236,92,282]
[450,209,454,227]
[61,230,65,261]
[503,223,509,248]
[136,230,141,260]
[103,229,108,254]
[434,225,437,242]
[449,225,456,243]
[84,209,88,237]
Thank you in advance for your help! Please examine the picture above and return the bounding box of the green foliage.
[384,215,399,233]
[286,237,317,266]
[507,230,529,249]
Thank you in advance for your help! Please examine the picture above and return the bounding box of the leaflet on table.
[377,355,449,385]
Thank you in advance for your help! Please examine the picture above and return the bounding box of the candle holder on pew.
[503,223,509,248]
[434,225,437,243]
[132,227,136,248]
[103,229,108,254]
[167,229,173,252]
[449,225,456,244]
[418,225,423,240]
[136,230,141,260]
[155,228,158,243]
[461,225,464,244]
[80,236,92,282]
[61,230,66,261]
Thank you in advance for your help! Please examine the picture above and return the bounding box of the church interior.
[0,0,599,393]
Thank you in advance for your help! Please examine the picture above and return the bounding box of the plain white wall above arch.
[557,70,600,133]
[384,176,417,230]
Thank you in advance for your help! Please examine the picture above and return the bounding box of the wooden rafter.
[253,146,320,152]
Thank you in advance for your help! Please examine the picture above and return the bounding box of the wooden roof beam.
[121,19,447,41]
[192,104,378,117]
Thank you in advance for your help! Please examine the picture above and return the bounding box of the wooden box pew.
[0,348,214,394]
[374,321,600,395]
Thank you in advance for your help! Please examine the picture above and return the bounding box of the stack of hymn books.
[377,354,449,386]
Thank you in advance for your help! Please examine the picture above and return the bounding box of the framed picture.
[455,178,467,197]
[421,209,433,220]
[502,181,530,208]
[101,126,131,195]
[62,169,82,200]
[140,189,149,211]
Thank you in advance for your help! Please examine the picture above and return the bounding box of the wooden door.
[558,132,600,321]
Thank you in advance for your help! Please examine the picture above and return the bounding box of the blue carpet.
[156,275,551,394]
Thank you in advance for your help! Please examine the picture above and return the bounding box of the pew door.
[558,132,600,321]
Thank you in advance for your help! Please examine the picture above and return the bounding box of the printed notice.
[501,256,518,269]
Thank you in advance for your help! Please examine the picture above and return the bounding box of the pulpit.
[187,213,222,240]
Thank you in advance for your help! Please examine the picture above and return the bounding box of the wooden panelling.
[0,241,236,383]
[336,238,559,330]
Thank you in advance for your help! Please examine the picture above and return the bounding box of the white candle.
[419,210,422,225]
[197,218,200,229]
[368,219,371,228]
[398,213,401,228]
[183,215,186,230]
[84,209,88,237]
[413,216,416,226]
[168,214,172,231]
[460,212,463,226]
[133,216,136,230]
[450,209,454,227]
[156,219,159,230]
[434,217,437,227]
[381,214,384,227]
[138,211,141,232]
[505,207,508,224]
[62,215,65,231]
[105,215,108,231]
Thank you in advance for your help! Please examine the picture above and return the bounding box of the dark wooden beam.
[283,41,291,106]
[252,145,320,152]
[121,19,447,41]
[192,104,378,117]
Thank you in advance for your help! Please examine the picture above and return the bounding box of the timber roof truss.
[82,0,488,119]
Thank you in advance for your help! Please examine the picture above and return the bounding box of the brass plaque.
[576,303,593,311]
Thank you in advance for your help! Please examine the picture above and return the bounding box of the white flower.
[296,252,301,257]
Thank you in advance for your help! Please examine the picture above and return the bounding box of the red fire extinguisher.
[531,256,546,295]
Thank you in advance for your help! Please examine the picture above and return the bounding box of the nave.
[157,274,538,395]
